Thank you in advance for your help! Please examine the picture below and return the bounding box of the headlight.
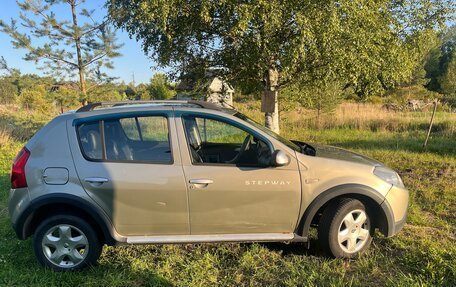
[373,166,405,188]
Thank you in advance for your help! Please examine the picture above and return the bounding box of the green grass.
[0,104,455,286]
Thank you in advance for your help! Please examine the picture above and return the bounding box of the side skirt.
[126,233,307,244]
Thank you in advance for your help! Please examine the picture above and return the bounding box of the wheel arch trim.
[13,193,117,245]
[296,184,394,237]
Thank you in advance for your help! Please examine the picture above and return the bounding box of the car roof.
[75,100,230,113]
[57,100,239,124]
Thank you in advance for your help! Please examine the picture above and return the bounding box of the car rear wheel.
[318,198,373,258]
[33,215,102,271]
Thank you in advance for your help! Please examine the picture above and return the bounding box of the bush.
[365,95,384,104]
[0,79,18,104]
[48,86,80,111]
[442,93,456,109]
[0,125,11,146]
[89,85,126,102]
[17,85,49,112]
[385,85,442,104]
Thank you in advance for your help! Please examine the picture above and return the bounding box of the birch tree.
[108,0,453,133]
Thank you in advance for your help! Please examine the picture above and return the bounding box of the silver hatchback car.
[9,100,408,271]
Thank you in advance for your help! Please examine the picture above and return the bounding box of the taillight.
[11,147,30,189]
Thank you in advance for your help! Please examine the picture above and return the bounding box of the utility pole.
[423,100,438,148]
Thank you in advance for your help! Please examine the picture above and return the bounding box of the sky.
[0,0,162,84]
[1,1,454,85]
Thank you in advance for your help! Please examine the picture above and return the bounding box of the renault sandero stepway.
[9,100,408,271]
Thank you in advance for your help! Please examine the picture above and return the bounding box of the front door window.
[182,116,272,167]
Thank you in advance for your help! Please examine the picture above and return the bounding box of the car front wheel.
[318,198,373,258]
[33,215,102,271]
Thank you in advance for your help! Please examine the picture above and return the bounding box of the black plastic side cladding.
[296,184,394,238]
[12,193,117,245]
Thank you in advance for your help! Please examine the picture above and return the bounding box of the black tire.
[33,215,102,271]
[318,198,373,258]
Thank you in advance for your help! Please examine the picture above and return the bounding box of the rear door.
[68,111,189,236]
[177,113,301,235]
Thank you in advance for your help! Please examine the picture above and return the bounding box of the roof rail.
[75,100,224,113]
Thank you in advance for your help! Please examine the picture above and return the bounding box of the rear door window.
[78,115,172,163]
[78,122,103,160]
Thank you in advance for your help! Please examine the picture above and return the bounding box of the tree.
[0,56,20,76]
[0,0,122,104]
[135,83,151,100]
[440,52,456,94]
[437,26,456,107]
[149,73,176,100]
[283,81,344,126]
[108,0,452,133]
[425,26,456,92]
[439,50,456,107]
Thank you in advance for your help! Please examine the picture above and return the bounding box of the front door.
[69,112,189,236]
[178,114,301,235]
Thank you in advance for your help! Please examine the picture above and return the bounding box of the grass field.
[0,103,455,286]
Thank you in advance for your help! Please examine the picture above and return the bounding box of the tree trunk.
[70,0,88,105]
[262,68,280,134]
[264,92,279,134]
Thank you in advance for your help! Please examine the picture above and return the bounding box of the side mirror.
[271,150,290,167]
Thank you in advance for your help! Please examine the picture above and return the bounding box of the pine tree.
[0,0,123,104]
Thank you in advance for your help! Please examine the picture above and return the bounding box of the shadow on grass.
[259,238,323,257]
[1,239,173,286]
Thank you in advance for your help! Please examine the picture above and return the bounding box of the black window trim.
[76,114,174,165]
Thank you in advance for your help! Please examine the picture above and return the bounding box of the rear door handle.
[84,177,109,186]
[189,179,214,185]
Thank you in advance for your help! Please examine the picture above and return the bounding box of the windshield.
[234,112,301,152]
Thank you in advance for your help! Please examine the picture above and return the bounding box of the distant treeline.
[0,70,175,111]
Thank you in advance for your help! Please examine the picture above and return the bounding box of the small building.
[175,76,234,108]
[206,77,234,107]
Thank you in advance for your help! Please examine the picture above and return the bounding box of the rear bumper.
[382,185,409,237]
[8,187,31,238]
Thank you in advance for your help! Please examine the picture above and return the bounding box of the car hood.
[311,144,382,166]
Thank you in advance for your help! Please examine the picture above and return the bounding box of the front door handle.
[189,179,213,189]
[84,177,109,186]
[189,179,214,184]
